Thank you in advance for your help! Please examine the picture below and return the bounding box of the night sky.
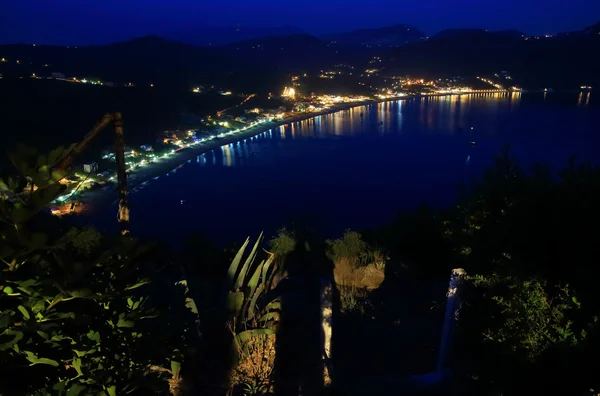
[2,0,599,45]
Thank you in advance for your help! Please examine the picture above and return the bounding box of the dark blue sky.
[1,0,598,45]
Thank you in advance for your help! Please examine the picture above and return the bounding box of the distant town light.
[282,86,296,99]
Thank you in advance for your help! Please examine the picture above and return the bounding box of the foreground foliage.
[468,274,592,360]
[3,142,600,395]
[443,150,600,394]
[0,146,195,395]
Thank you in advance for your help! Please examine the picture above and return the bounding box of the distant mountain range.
[160,25,306,47]
[322,24,426,47]
[385,22,600,89]
[564,21,600,37]
[1,21,599,91]
[431,29,523,40]
[158,24,427,48]
[134,21,600,48]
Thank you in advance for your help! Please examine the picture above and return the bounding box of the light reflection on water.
[89,93,599,244]
[194,95,528,169]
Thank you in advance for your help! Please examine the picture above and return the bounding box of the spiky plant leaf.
[258,311,280,324]
[261,253,274,286]
[247,260,263,297]
[247,285,264,320]
[234,232,263,290]
[235,329,276,347]
[263,300,281,312]
[227,238,250,289]
[227,291,245,315]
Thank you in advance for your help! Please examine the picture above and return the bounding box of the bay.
[91,92,599,244]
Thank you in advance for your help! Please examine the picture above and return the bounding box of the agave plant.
[226,234,283,393]
[226,233,281,346]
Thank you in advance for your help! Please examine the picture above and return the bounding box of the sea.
[90,91,599,245]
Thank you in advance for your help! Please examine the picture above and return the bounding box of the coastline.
[77,98,395,212]
[75,90,516,213]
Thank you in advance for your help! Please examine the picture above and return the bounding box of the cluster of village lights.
[51,116,278,206]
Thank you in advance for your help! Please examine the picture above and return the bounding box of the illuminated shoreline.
[70,91,518,215]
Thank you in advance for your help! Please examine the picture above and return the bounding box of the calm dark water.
[92,92,599,245]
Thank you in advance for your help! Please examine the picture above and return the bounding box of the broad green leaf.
[31,358,59,367]
[18,305,30,320]
[106,385,117,396]
[74,349,90,357]
[17,279,37,288]
[117,318,135,328]
[73,357,83,376]
[17,279,40,297]
[31,300,45,314]
[0,329,23,351]
[23,350,59,366]
[185,297,198,314]
[51,334,76,344]
[3,286,13,294]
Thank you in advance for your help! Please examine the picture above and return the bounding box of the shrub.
[326,231,371,268]
[328,231,385,291]
[268,228,296,258]
[469,273,591,361]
